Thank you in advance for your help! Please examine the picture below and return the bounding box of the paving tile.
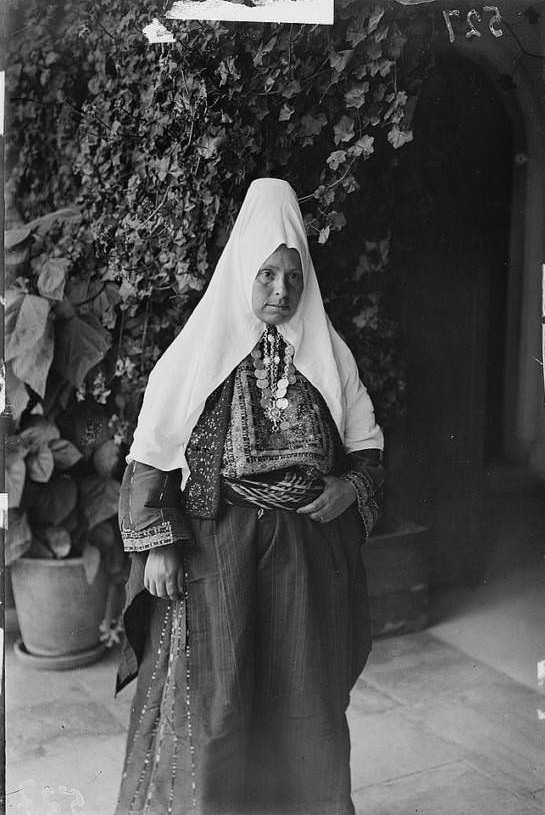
[5,635,133,729]
[363,640,506,706]
[6,734,126,815]
[349,677,401,716]
[348,708,462,789]
[106,686,134,731]
[365,630,446,670]
[5,651,91,713]
[400,675,545,801]
[430,569,545,690]
[7,698,126,763]
[75,645,120,697]
[74,646,134,729]
[352,760,542,815]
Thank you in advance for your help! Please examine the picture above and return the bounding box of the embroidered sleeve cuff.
[121,517,191,553]
[340,468,382,539]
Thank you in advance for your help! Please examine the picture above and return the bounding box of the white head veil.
[129,178,383,488]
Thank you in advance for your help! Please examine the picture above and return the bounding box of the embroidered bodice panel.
[221,355,337,479]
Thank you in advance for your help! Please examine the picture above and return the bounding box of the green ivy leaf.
[347,19,369,48]
[92,282,121,329]
[327,150,347,171]
[88,520,116,551]
[388,125,413,149]
[318,225,331,245]
[368,6,386,33]
[19,416,61,450]
[176,273,205,295]
[348,134,375,158]
[5,243,30,287]
[37,257,71,300]
[301,113,327,137]
[278,104,293,122]
[54,314,111,387]
[345,83,370,110]
[80,475,120,529]
[29,540,55,559]
[386,31,407,60]
[7,448,26,509]
[374,24,390,44]
[283,79,301,99]
[93,440,120,478]
[12,314,54,397]
[67,406,110,459]
[5,290,50,362]
[26,208,81,237]
[333,116,356,145]
[27,444,55,483]
[365,41,383,61]
[6,509,33,566]
[82,542,101,584]
[25,474,78,526]
[329,50,354,73]
[4,225,32,250]
[49,438,83,469]
[197,134,225,160]
[88,76,101,95]
[5,364,30,422]
[43,525,71,558]
[330,211,348,230]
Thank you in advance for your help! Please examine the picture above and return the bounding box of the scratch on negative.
[0,360,5,415]
[143,18,176,44]
[537,659,545,691]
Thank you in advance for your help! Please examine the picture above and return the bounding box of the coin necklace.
[251,326,296,446]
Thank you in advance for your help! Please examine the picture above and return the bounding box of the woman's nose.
[274,275,288,298]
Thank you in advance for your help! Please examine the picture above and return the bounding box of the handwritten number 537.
[443,7,503,43]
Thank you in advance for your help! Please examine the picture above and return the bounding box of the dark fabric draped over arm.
[340,448,385,539]
[118,461,192,553]
[116,461,193,693]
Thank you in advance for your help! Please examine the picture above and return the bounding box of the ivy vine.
[6,0,432,442]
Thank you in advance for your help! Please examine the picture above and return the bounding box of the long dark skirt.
[115,502,372,815]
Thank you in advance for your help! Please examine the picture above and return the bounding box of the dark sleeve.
[339,448,385,538]
[118,460,192,553]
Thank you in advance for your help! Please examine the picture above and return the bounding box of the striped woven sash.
[221,468,324,511]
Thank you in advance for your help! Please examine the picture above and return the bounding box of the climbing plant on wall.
[6,0,432,443]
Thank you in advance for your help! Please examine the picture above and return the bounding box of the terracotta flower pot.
[10,556,110,659]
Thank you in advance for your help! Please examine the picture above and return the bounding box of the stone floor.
[6,468,545,814]
[6,575,545,815]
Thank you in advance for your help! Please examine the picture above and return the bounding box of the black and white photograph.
[3,1,545,813]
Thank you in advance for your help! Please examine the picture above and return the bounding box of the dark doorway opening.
[391,51,514,586]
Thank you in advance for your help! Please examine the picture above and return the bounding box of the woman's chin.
[259,310,292,325]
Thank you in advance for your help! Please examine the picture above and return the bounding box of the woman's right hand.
[144,542,185,600]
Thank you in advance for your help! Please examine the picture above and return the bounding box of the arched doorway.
[392,50,515,586]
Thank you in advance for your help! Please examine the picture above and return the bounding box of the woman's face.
[251,244,304,325]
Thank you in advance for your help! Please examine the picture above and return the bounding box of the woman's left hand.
[297,476,356,523]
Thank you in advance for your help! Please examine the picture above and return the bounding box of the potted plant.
[5,209,127,669]
[6,411,126,669]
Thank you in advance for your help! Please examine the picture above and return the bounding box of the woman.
[115,178,385,815]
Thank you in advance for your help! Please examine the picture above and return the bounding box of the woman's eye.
[289,273,302,285]
[259,269,272,280]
